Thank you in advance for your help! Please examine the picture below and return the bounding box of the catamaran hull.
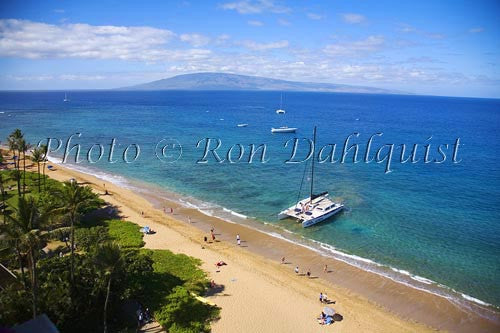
[301,206,343,227]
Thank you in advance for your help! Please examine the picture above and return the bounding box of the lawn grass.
[139,249,219,333]
[105,219,145,248]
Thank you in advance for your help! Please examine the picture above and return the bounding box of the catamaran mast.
[310,126,316,200]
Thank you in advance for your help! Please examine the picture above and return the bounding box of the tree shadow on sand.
[204,284,226,297]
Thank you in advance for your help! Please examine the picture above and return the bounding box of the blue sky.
[0,0,498,97]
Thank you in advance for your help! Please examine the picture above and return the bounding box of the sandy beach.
[16,158,499,333]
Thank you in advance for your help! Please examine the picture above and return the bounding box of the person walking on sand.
[211,232,216,242]
[281,257,285,264]
[236,234,240,242]
[170,207,173,214]
[188,216,192,223]
[237,239,241,246]
[295,266,299,274]
[324,264,328,273]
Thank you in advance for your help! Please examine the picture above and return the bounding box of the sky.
[0,0,499,98]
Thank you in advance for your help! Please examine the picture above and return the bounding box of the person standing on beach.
[236,234,240,243]
[324,264,328,273]
[237,239,241,246]
[281,257,285,264]
[188,216,192,223]
[319,292,323,303]
[170,207,173,214]
[295,266,299,274]
[211,232,215,242]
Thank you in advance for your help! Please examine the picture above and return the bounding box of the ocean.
[1,90,499,312]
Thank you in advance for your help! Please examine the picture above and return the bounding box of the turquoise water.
[1,91,499,310]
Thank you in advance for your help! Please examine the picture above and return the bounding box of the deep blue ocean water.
[1,90,499,309]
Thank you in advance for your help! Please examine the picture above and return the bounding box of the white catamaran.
[278,127,344,227]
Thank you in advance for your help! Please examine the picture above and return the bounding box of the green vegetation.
[105,219,145,248]
[0,129,219,333]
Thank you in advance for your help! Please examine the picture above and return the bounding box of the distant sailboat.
[271,126,297,133]
[63,93,70,102]
[276,93,285,114]
[237,123,248,127]
[272,93,297,133]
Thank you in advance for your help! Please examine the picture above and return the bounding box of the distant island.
[120,72,405,94]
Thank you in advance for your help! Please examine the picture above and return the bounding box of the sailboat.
[278,127,344,227]
[63,93,69,102]
[271,93,298,133]
[276,93,286,114]
[271,126,297,133]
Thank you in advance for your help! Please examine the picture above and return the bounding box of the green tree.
[5,197,48,318]
[75,226,109,252]
[0,172,10,224]
[31,147,44,193]
[19,139,31,196]
[93,243,124,333]
[55,181,99,285]
[39,144,48,191]
[8,129,23,196]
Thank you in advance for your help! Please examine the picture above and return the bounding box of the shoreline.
[53,158,500,318]
[46,162,500,331]
[13,142,499,314]
[3,151,499,332]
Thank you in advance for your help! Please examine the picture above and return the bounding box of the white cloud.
[341,13,365,24]
[240,39,289,51]
[215,34,231,45]
[220,0,290,14]
[323,36,384,56]
[0,19,215,62]
[248,20,263,26]
[7,74,106,81]
[469,27,484,33]
[307,13,324,20]
[397,23,446,40]
[180,33,211,46]
[277,18,290,26]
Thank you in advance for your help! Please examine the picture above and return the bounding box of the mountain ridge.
[119,72,405,94]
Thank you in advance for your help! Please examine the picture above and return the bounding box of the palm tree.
[0,215,28,289]
[5,197,45,318]
[0,172,11,224]
[19,139,31,196]
[8,129,23,196]
[3,196,62,319]
[94,243,123,333]
[30,148,43,193]
[39,144,48,191]
[55,181,96,284]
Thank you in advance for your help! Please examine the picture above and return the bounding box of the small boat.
[63,93,69,102]
[278,127,344,227]
[237,123,248,127]
[271,126,297,133]
[276,93,286,114]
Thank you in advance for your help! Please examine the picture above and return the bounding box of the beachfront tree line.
[0,129,219,332]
